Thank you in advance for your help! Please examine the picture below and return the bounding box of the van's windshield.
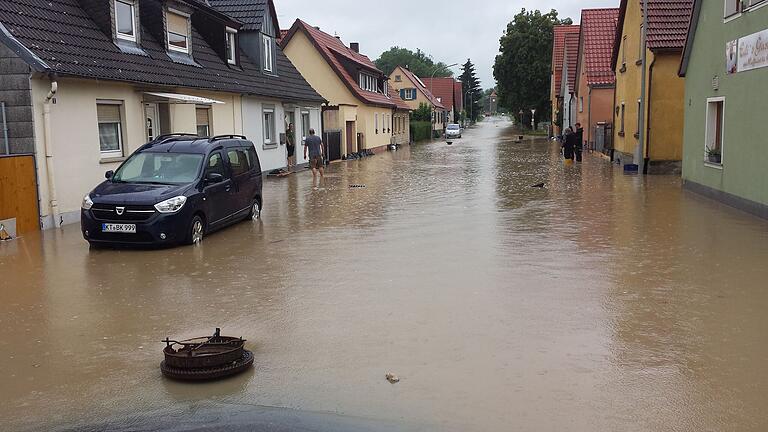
[447,124,460,130]
[112,152,204,185]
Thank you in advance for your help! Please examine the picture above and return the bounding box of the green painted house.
[679,0,768,219]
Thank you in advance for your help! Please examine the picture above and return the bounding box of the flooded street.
[2,118,768,431]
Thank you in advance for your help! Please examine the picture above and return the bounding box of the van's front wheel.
[248,198,261,220]
[187,215,205,245]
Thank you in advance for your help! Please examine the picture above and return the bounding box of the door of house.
[144,103,160,142]
[0,155,39,236]
[345,121,355,155]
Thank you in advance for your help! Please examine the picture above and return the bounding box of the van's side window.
[245,147,259,173]
[227,149,249,176]
[205,152,226,179]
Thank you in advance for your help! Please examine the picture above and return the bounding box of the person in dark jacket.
[574,122,584,162]
[562,127,576,161]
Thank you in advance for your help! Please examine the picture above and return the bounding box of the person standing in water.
[286,123,296,171]
[303,128,324,186]
[574,122,584,162]
[562,127,576,162]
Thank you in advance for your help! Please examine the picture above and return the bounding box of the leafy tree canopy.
[374,47,454,78]
[412,102,433,122]
[459,59,483,122]
[493,9,572,121]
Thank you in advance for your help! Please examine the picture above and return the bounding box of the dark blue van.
[81,134,262,247]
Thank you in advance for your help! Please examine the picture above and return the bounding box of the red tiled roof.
[564,32,580,93]
[579,8,619,86]
[454,81,463,113]
[646,0,693,50]
[612,0,693,69]
[552,25,581,96]
[396,66,445,109]
[421,77,459,111]
[281,19,400,108]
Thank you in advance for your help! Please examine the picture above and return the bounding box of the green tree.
[374,47,453,78]
[493,9,572,122]
[459,59,482,122]
[412,102,432,122]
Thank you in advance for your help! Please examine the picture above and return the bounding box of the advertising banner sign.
[738,28,768,73]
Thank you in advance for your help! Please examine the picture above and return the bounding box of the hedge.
[410,121,432,142]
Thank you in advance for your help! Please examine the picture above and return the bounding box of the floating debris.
[349,184,366,188]
[530,183,545,188]
[385,373,400,384]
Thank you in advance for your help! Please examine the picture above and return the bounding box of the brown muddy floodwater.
[2,118,768,431]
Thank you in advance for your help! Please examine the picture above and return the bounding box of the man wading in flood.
[303,128,324,187]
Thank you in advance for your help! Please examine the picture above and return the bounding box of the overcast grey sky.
[275,0,618,88]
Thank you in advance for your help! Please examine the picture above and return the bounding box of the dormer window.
[115,0,136,42]
[167,10,190,53]
[359,72,377,92]
[262,34,274,72]
[226,28,237,64]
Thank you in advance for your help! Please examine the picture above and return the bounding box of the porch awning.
[143,92,225,105]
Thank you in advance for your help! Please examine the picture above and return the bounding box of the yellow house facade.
[281,20,409,158]
[389,66,446,133]
[611,0,692,174]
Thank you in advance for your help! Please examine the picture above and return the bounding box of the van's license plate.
[102,223,136,233]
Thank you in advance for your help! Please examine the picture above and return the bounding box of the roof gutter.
[0,22,50,72]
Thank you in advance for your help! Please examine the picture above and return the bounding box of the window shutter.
[196,108,210,125]
[400,89,405,99]
[97,104,121,123]
[724,0,739,16]
[261,34,267,70]
[167,12,188,36]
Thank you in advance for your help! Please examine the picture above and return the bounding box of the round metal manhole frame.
[161,350,254,381]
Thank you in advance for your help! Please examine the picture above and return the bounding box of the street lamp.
[466,90,474,125]
[530,109,536,131]
[518,110,524,129]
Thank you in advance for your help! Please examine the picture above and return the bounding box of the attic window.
[115,0,136,42]
[167,10,190,53]
[262,34,274,72]
[226,28,237,64]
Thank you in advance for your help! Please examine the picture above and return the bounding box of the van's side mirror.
[205,172,224,184]
[105,170,114,179]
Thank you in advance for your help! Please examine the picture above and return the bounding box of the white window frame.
[359,72,377,92]
[97,101,125,157]
[262,34,274,72]
[375,112,379,133]
[263,106,276,146]
[579,97,584,113]
[167,9,190,54]
[226,27,237,65]
[704,97,726,167]
[301,111,311,142]
[115,0,137,42]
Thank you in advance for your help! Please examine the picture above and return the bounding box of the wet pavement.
[2,118,768,431]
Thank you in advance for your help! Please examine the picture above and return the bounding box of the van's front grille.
[91,204,156,222]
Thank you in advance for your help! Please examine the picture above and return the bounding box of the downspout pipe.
[1,101,8,155]
[587,86,593,151]
[643,55,657,175]
[42,75,61,228]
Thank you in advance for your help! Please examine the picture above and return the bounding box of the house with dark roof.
[678,0,768,219]
[575,8,619,152]
[281,20,410,158]
[550,25,581,135]
[611,0,693,174]
[0,0,324,230]
[389,66,446,135]
[421,77,463,124]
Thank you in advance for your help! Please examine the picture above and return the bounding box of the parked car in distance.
[445,123,462,139]
[81,134,262,247]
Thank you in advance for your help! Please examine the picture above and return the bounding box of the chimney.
[350,42,359,53]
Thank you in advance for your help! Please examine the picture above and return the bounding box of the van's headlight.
[81,194,94,210]
[154,196,187,213]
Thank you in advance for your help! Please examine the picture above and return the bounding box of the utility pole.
[637,0,649,173]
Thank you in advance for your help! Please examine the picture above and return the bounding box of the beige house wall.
[30,77,243,228]
[283,30,396,153]
[389,66,444,132]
